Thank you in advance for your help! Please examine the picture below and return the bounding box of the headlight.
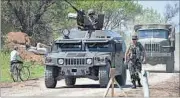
[86,58,92,64]
[58,59,64,65]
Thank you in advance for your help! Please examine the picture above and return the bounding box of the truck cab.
[134,24,175,73]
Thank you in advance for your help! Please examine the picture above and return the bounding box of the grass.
[0,51,45,82]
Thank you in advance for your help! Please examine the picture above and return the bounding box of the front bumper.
[146,52,171,57]
[60,66,90,76]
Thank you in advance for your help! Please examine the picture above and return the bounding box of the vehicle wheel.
[45,66,58,88]
[115,63,127,86]
[166,53,174,73]
[99,62,110,87]
[11,64,19,82]
[65,77,76,86]
[20,66,30,81]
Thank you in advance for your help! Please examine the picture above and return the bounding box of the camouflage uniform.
[126,36,145,88]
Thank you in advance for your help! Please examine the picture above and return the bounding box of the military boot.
[131,80,136,89]
[137,79,142,87]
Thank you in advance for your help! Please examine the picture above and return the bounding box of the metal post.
[0,0,1,51]
[111,77,114,97]
[104,68,127,97]
[141,70,150,98]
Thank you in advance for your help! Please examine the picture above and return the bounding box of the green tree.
[135,7,165,24]
[164,2,179,23]
[1,0,57,44]
[63,0,143,30]
[1,0,144,45]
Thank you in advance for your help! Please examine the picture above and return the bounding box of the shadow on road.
[122,84,132,88]
[147,70,180,73]
[54,84,132,89]
[55,84,101,89]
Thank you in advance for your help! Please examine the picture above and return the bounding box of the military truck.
[134,24,175,73]
[44,0,127,88]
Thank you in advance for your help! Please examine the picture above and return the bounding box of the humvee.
[44,0,127,88]
[44,30,127,88]
[134,24,175,73]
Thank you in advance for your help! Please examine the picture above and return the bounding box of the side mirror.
[169,27,175,50]
[169,26,175,41]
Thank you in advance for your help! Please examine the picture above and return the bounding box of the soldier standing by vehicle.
[125,35,146,89]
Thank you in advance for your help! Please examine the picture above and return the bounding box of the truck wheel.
[99,62,110,87]
[115,63,127,86]
[166,53,174,73]
[65,77,76,86]
[45,66,58,88]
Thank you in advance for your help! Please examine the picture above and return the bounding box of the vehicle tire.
[20,66,30,81]
[65,77,76,86]
[99,62,110,87]
[166,53,174,73]
[45,66,58,88]
[11,64,19,82]
[115,63,127,86]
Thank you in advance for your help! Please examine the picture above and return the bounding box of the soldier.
[87,9,98,30]
[125,35,146,89]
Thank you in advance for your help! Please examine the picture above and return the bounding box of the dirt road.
[1,70,179,97]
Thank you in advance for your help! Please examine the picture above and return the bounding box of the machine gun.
[64,0,85,29]
[64,0,104,31]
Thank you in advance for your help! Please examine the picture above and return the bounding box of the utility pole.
[0,31,1,51]
[0,0,1,51]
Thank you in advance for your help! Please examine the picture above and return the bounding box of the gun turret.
[64,0,104,31]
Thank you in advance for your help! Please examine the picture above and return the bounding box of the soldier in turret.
[125,35,146,89]
[87,9,98,30]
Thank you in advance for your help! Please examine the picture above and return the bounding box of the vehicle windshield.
[138,29,168,39]
[52,43,82,52]
[86,42,112,52]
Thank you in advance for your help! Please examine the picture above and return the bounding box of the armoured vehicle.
[44,0,127,88]
[134,24,175,73]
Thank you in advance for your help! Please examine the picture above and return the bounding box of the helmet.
[88,9,95,15]
[132,35,138,40]
[14,46,18,50]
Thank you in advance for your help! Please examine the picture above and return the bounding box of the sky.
[138,0,180,32]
